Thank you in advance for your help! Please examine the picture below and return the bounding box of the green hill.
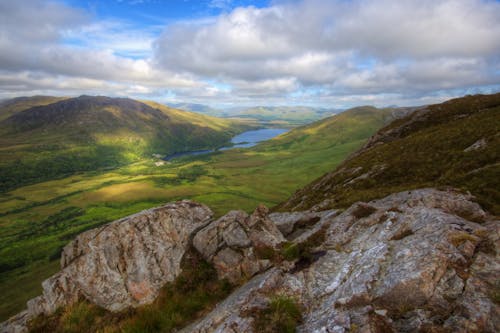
[0,96,247,191]
[278,93,500,215]
[0,96,67,122]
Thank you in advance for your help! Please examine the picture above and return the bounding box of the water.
[163,128,288,161]
[226,128,288,149]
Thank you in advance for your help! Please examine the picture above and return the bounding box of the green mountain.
[0,96,248,192]
[278,93,500,215]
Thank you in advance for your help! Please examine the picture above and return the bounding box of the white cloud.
[0,0,499,107]
[154,0,500,105]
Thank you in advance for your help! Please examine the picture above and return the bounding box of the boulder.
[1,200,213,333]
[193,204,286,283]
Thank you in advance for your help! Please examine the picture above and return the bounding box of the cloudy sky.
[0,0,499,108]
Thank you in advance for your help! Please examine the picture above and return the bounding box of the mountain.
[230,106,341,126]
[278,93,500,215]
[0,95,248,191]
[168,102,222,117]
[169,103,341,126]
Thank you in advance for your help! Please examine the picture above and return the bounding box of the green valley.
[0,100,394,321]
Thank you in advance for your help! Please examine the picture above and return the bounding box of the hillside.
[278,93,500,215]
[0,96,247,192]
[0,96,67,122]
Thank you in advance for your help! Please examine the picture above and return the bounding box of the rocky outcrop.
[182,189,499,333]
[193,204,286,283]
[2,189,499,333]
[1,200,213,332]
[269,209,338,239]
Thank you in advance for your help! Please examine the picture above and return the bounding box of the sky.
[0,0,499,109]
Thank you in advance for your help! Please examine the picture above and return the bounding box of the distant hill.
[232,106,340,126]
[278,93,500,215]
[168,103,341,126]
[0,95,249,191]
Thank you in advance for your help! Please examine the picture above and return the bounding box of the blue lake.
[225,128,288,149]
[163,128,288,161]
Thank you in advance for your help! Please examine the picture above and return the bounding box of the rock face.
[182,189,500,333]
[1,200,213,332]
[193,204,286,283]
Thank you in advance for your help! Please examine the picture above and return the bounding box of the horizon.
[1,0,500,109]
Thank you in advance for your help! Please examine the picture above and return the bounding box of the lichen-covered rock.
[181,189,500,333]
[1,200,212,333]
[193,205,285,283]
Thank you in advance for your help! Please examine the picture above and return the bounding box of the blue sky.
[0,0,499,108]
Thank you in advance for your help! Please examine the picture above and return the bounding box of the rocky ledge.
[1,188,499,333]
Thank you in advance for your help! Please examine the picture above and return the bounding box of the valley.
[0,98,393,321]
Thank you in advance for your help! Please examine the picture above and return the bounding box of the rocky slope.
[277,93,500,215]
[1,188,498,332]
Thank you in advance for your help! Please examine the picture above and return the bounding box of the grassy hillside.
[0,96,248,192]
[278,93,500,215]
[0,104,394,321]
[0,96,67,122]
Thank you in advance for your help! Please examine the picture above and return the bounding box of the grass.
[28,248,234,333]
[0,104,390,321]
[251,295,302,333]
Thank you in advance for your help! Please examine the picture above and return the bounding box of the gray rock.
[2,200,213,333]
[269,209,337,238]
[180,189,500,333]
[193,205,284,283]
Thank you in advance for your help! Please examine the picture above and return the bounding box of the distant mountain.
[231,106,340,126]
[168,103,223,117]
[278,93,500,215]
[0,95,248,191]
[168,103,341,126]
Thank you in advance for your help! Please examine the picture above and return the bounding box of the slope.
[0,95,247,192]
[278,93,500,215]
[0,96,67,122]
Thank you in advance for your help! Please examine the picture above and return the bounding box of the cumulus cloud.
[0,0,203,99]
[154,0,500,104]
[0,0,499,107]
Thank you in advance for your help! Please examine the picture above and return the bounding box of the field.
[0,106,390,321]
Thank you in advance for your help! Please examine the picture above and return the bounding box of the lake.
[163,128,288,161]
[224,128,288,149]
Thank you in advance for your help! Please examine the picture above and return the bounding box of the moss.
[449,232,478,247]
[252,295,302,333]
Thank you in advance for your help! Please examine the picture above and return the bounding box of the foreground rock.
[182,189,499,333]
[193,204,286,283]
[1,200,213,332]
